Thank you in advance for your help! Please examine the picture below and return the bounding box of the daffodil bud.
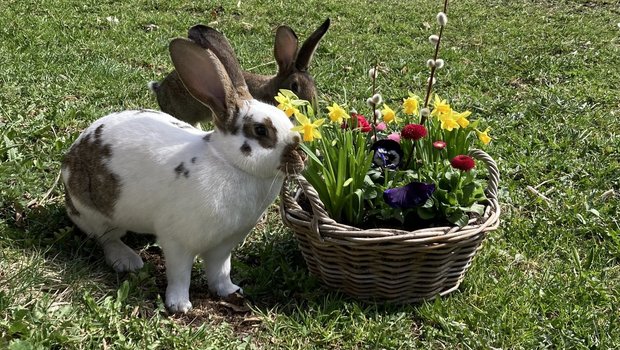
[429,34,439,45]
[426,59,436,68]
[437,12,448,27]
[435,59,445,69]
[368,68,378,79]
[371,93,383,105]
[421,108,431,117]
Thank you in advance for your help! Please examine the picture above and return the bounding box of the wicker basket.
[279,149,500,303]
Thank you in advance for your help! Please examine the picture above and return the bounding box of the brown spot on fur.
[227,110,241,135]
[240,142,252,156]
[174,162,190,178]
[278,143,306,175]
[62,124,121,218]
[242,116,278,149]
[94,124,104,139]
[212,101,241,135]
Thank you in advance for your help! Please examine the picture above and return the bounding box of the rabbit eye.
[243,118,277,148]
[254,124,268,137]
[290,82,299,94]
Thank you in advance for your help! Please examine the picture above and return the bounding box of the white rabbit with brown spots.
[149,19,330,127]
[61,33,305,313]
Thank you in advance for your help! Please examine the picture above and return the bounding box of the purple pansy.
[371,139,403,169]
[383,182,436,209]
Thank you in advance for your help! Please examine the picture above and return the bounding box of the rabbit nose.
[289,140,305,160]
[279,143,306,175]
[296,145,307,162]
[290,137,305,160]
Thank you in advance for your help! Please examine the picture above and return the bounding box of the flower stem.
[370,61,379,139]
[404,140,416,170]
[421,0,449,126]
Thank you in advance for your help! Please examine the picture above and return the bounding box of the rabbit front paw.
[103,239,144,272]
[166,298,192,313]
[211,281,243,297]
[166,287,192,313]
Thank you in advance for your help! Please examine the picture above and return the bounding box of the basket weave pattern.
[279,149,500,303]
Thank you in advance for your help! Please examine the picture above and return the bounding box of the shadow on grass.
[1,199,422,334]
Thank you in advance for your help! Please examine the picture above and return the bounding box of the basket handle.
[279,174,338,238]
[468,149,500,201]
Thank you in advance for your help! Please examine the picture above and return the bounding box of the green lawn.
[1,0,619,348]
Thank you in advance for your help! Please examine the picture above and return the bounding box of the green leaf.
[393,210,405,224]
[364,174,376,185]
[278,88,297,98]
[365,190,378,200]
[291,99,309,107]
[447,192,458,205]
[444,170,454,181]
[422,197,435,208]
[352,189,365,223]
[299,143,322,166]
[417,207,436,220]
[9,340,38,350]
[116,280,130,307]
[8,321,30,338]
[461,182,476,202]
[463,203,486,216]
[448,211,469,227]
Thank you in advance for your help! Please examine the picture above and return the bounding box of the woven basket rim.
[280,149,501,242]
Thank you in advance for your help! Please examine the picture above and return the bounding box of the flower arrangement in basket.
[279,0,500,303]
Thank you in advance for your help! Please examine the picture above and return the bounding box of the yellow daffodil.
[438,113,460,131]
[327,103,349,124]
[275,91,299,117]
[402,95,420,115]
[431,94,451,117]
[476,127,492,145]
[453,110,472,128]
[291,113,325,142]
[381,104,398,124]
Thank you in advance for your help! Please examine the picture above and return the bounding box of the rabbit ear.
[274,26,298,74]
[296,18,330,72]
[169,38,242,132]
[187,25,252,100]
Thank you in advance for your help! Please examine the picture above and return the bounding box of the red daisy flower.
[450,155,476,171]
[433,140,447,150]
[401,124,427,140]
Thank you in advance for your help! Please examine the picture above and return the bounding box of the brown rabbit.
[149,19,330,127]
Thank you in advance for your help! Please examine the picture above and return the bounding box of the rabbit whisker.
[256,175,281,214]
